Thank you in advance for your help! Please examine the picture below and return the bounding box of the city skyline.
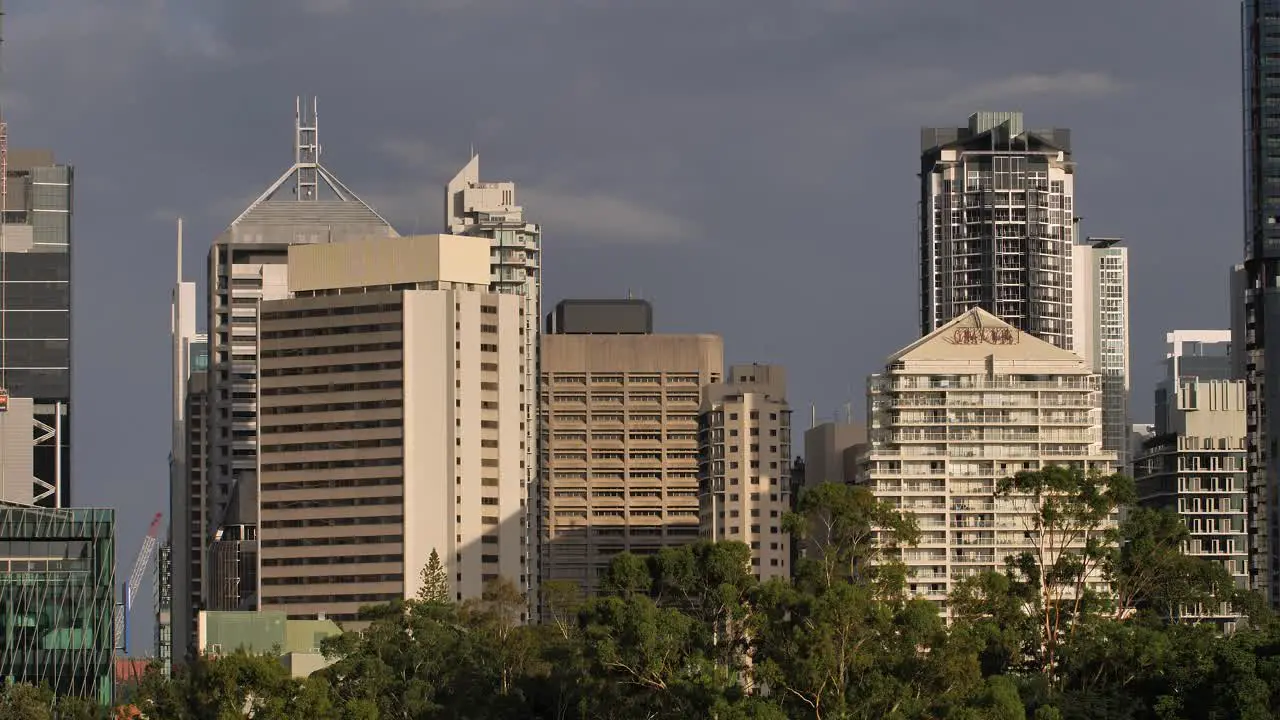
[0,1,1243,650]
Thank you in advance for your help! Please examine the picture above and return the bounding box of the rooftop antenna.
[469,142,476,159]
[295,96,319,201]
[810,404,816,430]
[176,218,183,284]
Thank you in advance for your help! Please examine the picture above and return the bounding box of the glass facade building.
[0,150,73,507]
[1242,0,1280,607]
[0,503,115,705]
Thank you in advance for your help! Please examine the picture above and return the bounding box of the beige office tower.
[862,308,1115,611]
[698,364,792,581]
[255,234,530,622]
[540,299,722,598]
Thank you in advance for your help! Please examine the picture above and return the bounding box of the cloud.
[923,71,1125,115]
[519,187,695,245]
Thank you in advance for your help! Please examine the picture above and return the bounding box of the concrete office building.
[540,299,722,598]
[802,422,867,486]
[919,112,1076,350]
[0,149,73,508]
[256,234,529,621]
[446,156,541,599]
[1071,238,1131,471]
[1242,1,1280,605]
[204,98,398,612]
[699,364,792,581]
[862,308,1115,610]
[1135,332,1248,624]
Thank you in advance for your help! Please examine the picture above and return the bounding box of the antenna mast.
[294,96,318,201]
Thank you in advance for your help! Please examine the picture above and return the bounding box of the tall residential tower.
[919,112,1076,349]
[446,155,541,602]
[1242,1,1280,606]
[1072,238,1131,471]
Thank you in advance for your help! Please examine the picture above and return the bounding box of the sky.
[2,0,1244,651]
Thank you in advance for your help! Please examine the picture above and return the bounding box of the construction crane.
[116,512,163,654]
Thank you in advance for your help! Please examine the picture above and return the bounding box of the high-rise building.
[256,234,530,620]
[1135,331,1248,625]
[919,112,1076,350]
[862,308,1115,609]
[445,156,541,601]
[0,149,73,507]
[167,221,208,664]
[539,299,722,599]
[1242,0,1280,606]
[0,502,115,704]
[203,98,397,612]
[1071,238,1131,471]
[698,364,792,581]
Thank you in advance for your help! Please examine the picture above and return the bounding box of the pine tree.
[417,548,451,604]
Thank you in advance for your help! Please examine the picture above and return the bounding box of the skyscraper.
[445,156,541,602]
[204,98,397,612]
[919,112,1076,350]
[167,220,208,662]
[0,149,73,507]
[256,234,529,619]
[1242,0,1280,606]
[1072,238,1131,471]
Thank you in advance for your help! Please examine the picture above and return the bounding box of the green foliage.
[13,469,1280,719]
[416,549,451,605]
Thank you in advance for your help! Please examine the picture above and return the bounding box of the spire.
[295,96,319,202]
[176,218,183,283]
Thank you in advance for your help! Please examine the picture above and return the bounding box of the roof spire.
[295,96,319,201]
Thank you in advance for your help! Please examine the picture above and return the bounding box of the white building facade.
[863,308,1116,611]
[1071,238,1131,472]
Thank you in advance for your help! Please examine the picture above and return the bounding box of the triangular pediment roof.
[888,308,1085,366]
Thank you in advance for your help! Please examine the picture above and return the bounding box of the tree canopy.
[14,469,1279,719]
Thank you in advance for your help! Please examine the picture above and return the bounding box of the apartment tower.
[1071,238,1131,471]
[1242,0,1280,605]
[540,299,722,598]
[698,364,792,581]
[1135,331,1248,625]
[919,112,1076,350]
[203,98,397,611]
[862,308,1115,609]
[0,149,73,507]
[445,155,541,599]
[256,234,529,621]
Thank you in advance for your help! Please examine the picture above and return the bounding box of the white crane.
[116,512,163,653]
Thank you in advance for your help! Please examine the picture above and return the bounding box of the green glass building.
[0,502,115,705]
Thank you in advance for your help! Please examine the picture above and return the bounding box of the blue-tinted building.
[0,503,115,704]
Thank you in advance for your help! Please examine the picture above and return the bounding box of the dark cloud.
[4,0,1242,649]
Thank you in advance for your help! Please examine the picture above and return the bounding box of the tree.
[416,548,451,605]
[0,683,52,720]
[996,465,1134,679]
[1111,507,1239,623]
[785,482,918,592]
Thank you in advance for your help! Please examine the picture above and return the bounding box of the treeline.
[7,468,1280,719]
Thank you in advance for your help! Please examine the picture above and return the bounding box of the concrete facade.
[802,422,866,486]
[539,322,722,599]
[699,364,792,581]
[862,308,1115,611]
[255,234,529,621]
[1135,378,1249,625]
